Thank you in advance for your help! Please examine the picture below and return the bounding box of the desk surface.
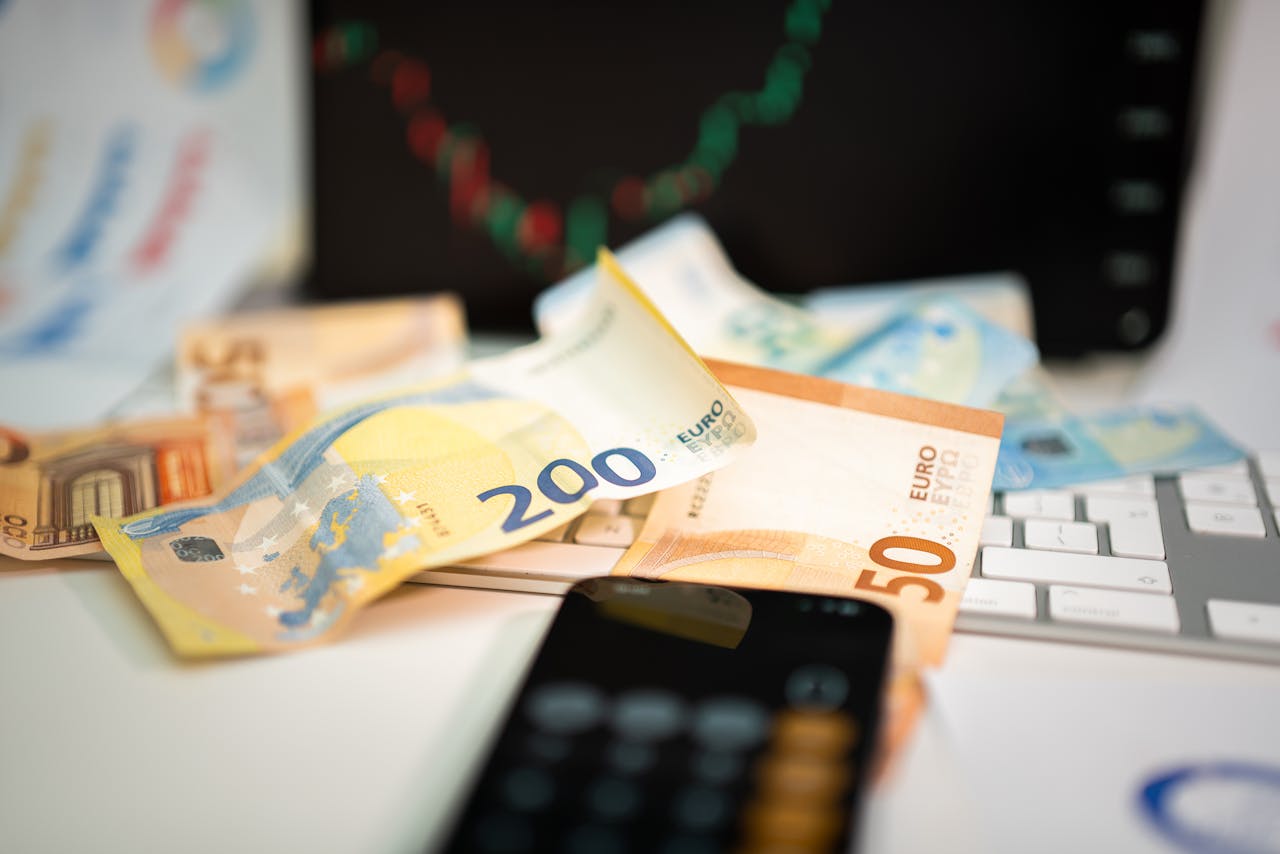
[4,557,1279,854]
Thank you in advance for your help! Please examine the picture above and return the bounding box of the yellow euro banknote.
[180,294,467,468]
[613,359,1004,668]
[0,417,234,560]
[92,251,756,657]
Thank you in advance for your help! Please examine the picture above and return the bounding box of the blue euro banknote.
[816,297,1039,409]
[994,406,1246,490]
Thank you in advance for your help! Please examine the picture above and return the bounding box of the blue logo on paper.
[1138,762,1280,854]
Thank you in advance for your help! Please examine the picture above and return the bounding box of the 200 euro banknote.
[92,251,756,656]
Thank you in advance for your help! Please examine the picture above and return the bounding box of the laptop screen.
[309,0,1204,355]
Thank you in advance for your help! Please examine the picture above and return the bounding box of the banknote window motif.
[169,536,225,563]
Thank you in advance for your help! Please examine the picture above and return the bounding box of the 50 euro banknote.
[0,417,234,560]
[92,251,757,657]
[179,294,468,468]
[613,359,1004,667]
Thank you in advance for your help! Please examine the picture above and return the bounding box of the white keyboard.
[411,452,1280,664]
[960,452,1280,663]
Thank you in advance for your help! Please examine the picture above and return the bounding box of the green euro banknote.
[994,406,1245,490]
[534,215,1036,407]
[92,251,757,657]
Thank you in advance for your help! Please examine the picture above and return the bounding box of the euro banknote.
[0,417,234,560]
[992,367,1068,421]
[535,215,1035,407]
[92,251,757,657]
[612,359,1003,763]
[536,214,855,373]
[994,405,1245,490]
[179,295,467,467]
[804,271,1036,339]
[613,358,1004,667]
[815,297,1038,408]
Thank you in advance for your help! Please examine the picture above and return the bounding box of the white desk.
[5,535,1280,854]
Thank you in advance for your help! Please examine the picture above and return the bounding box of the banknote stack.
[536,214,1246,489]
[0,218,1250,767]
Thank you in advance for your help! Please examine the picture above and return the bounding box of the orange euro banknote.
[614,359,1004,666]
[0,418,234,560]
[179,295,467,468]
[612,360,1003,767]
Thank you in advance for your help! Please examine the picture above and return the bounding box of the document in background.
[0,0,304,429]
[927,667,1280,854]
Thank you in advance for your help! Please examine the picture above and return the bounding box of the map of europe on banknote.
[92,251,757,657]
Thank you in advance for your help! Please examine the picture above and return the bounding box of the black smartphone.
[437,577,893,854]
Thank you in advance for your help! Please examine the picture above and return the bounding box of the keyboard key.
[1259,450,1280,478]
[574,514,640,547]
[979,516,1013,547]
[1084,495,1165,559]
[1178,473,1257,506]
[1207,599,1280,644]
[1084,494,1158,524]
[590,498,624,516]
[1049,585,1180,633]
[1002,490,1075,520]
[981,546,1171,593]
[1023,519,1098,554]
[1189,460,1250,476]
[1184,502,1266,538]
[623,493,656,517]
[959,578,1037,619]
[535,522,573,543]
[1072,474,1155,498]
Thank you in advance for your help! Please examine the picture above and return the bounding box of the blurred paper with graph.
[0,0,305,429]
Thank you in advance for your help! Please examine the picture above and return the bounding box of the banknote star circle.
[345,576,365,593]
[394,489,417,505]
[372,473,388,485]
[235,564,258,576]
[259,534,278,549]
[327,473,351,491]
[292,501,310,517]
[401,516,422,529]
[238,583,257,595]
[265,605,281,618]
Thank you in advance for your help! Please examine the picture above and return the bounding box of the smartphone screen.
[438,577,893,853]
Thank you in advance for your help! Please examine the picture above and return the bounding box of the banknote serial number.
[907,445,979,510]
[477,447,657,533]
